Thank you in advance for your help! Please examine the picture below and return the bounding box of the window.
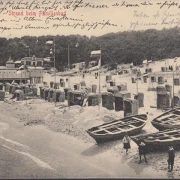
[26,61,31,65]
[37,61,42,66]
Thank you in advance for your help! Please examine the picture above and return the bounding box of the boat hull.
[151,108,180,131]
[131,129,180,152]
[86,114,147,144]
[87,125,145,144]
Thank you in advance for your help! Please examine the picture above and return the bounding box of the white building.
[21,55,44,67]
[0,56,44,84]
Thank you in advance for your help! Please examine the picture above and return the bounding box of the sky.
[0,0,180,38]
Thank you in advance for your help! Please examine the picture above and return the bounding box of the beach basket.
[59,92,65,102]
[48,89,54,102]
[87,93,99,106]
[0,83,3,90]
[53,89,61,102]
[123,98,139,117]
[92,84,97,93]
[101,92,114,110]
[134,92,144,107]
[174,78,180,86]
[0,90,5,101]
[50,81,54,88]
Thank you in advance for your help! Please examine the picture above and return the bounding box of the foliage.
[1,27,180,70]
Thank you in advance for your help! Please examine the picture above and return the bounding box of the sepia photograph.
[0,0,180,179]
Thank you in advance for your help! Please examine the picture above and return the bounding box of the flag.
[50,48,53,55]
[90,50,101,58]
[90,50,101,69]
[143,59,148,64]
[19,40,29,48]
[46,40,53,45]
[75,43,79,47]
[174,57,177,62]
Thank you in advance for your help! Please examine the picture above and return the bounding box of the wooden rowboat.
[86,114,147,144]
[131,128,180,151]
[151,108,180,131]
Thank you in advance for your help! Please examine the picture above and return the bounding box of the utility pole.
[98,47,101,110]
[54,37,56,106]
[172,69,174,109]
[68,43,70,88]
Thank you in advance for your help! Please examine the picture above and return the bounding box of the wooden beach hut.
[123,98,139,117]
[156,86,170,109]
[44,88,50,100]
[134,92,144,107]
[68,90,85,107]
[0,90,5,101]
[48,88,54,102]
[106,75,112,83]
[39,86,45,98]
[107,86,119,94]
[53,89,61,102]
[87,93,99,106]
[92,84,97,93]
[157,76,164,84]
[14,89,24,101]
[50,81,54,88]
[0,83,3,90]
[101,92,114,110]
[117,83,127,91]
[173,78,180,86]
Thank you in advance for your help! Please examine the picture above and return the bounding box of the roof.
[87,93,98,97]
[101,92,113,95]
[0,67,17,70]
[14,61,21,64]
[71,90,85,94]
[89,61,97,63]
[72,62,85,65]
[6,61,14,64]
[28,67,44,70]
[21,56,43,61]
[143,60,148,64]
[124,98,138,102]
[0,66,7,69]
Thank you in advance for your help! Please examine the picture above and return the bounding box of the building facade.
[21,55,44,67]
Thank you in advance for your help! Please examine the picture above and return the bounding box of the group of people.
[122,133,175,172]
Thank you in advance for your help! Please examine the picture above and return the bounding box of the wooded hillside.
[1,27,180,70]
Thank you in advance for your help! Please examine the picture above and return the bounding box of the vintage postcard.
[0,0,179,179]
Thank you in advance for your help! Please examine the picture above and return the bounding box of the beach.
[1,58,180,178]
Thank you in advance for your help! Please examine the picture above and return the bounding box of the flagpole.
[98,47,101,110]
[54,37,56,106]
[68,43,70,88]
[24,65,27,106]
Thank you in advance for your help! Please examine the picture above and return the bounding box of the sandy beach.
[1,58,180,178]
[0,100,172,179]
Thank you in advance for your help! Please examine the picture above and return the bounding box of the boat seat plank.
[100,122,123,129]
[157,114,175,121]
[127,124,136,128]
[131,117,145,122]
[174,109,180,113]
[165,117,180,123]
[93,128,111,133]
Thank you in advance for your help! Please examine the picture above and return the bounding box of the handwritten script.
[1,0,180,36]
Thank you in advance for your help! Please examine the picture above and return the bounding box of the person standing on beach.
[138,139,148,163]
[123,133,131,154]
[168,146,175,172]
